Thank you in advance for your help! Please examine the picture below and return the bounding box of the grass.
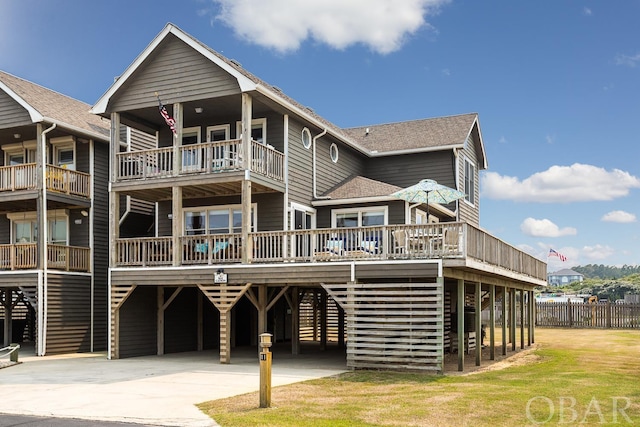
[197,329,640,426]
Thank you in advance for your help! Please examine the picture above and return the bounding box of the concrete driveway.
[0,345,347,426]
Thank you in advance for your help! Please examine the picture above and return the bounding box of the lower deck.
[111,260,539,371]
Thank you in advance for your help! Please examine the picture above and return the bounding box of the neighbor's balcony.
[116,139,284,182]
[0,163,91,198]
[114,222,547,281]
[0,243,91,272]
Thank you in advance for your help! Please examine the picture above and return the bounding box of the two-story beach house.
[91,24,547,372]
[0,71,110,355]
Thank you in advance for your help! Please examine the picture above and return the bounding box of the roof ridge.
[344,112,478,130]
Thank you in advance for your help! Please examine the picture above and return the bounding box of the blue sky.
[1,0,638,270]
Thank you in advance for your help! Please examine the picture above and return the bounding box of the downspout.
[312,128,330,200]
[39,122,56,356]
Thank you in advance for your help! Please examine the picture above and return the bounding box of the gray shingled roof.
[343,113,478,153]
[324,176,401,199]
[0,71,109,140]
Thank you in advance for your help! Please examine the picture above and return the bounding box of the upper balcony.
[113,222,547,283]
[0,243,91,272]
[116,139,284,183]
[0,163,91,199]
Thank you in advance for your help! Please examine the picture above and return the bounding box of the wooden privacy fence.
[536,301,640,329]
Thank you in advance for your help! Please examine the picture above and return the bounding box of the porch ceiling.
[115,180,279,202]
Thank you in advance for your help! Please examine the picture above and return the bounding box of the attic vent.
[305,106,315,113]
[229,59,242,67]
[272,86,282,93]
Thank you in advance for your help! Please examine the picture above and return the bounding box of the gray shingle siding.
[0,89,31,129]
[109,34,241,113]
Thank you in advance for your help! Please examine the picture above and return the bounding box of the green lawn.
[198,328,640,426]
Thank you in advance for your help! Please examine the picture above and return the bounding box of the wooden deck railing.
[116,139,284,182]
[0,244,90,272]
[114,222,547,280]
[0,163,37,191]
[0,164,91,198]
[45,165,91,197]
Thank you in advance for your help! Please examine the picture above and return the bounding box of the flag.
[548,248,567,262]
[156,94,176,136]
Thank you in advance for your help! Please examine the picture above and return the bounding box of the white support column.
[172,102,183,176]
[172,186,183,266]
[241,93,253,263]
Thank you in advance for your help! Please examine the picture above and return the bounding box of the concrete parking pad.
[0,345,347,426]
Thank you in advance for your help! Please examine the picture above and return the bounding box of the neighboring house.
[547,269,584,286]
[91,24,547,371]
[0,71,110,355]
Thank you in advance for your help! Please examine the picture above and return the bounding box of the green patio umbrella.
[390,179,465,220]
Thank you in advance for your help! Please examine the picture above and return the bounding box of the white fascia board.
[43,117,109,143]
[91,23,257,114]
[472,115,488,170]
[312,195,394,207]
[0,80,44,122]
[368,143,463,157]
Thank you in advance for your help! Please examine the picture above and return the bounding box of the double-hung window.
[464,158,476,205]
[50,136,76,170]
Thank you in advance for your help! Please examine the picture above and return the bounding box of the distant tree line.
[572,264,640,280]
[545,269,640,302]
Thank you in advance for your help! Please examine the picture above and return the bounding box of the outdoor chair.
[392,230,408,256]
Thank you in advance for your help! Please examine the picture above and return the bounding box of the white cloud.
[498,136,507,144]
[582,244,615,261]
[521,218,577,237]
[615,53,640,67]
[441,68,451,76]
[481,163,640,203]
[205,0,450,54]
[545,134,555,144]
[583,7,592,16]
[601,210,637,223]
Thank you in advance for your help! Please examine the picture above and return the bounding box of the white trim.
[289,202,317,230]
[205,124,230,142]
[180,126,201,145]
[0,79,44,122]
[301,127,312,149]
[182,203,258,234]
[329,143,339,163]
[463,156,476,207]
[235,118,266,144]
[331,206,388,228]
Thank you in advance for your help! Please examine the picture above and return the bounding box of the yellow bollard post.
[259,333,272,408]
